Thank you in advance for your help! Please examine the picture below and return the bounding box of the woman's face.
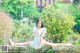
[37,20,42,28]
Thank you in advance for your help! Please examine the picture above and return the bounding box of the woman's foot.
[51,43,56,47]
[52,43,58,49]
[9,38,14,46]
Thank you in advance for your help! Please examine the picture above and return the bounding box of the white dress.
[29,27,46,49]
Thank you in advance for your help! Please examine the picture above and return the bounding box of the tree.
[0,11,14,44]
[39,4,77,53]
[41,5,76,43]
[0,0,40,20]
[73,4,80,34]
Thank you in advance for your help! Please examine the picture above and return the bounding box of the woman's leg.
[12,42,29,46]
[43,40,56,47]
[9,39,29,46]
[43,41,53,47]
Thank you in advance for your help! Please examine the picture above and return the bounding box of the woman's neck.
[37,27,41,29]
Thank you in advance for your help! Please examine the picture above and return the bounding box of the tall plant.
[0,11,14,44]
[41,5,76,43]
[0,0,40,20]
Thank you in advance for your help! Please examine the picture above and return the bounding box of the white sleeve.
[32,26,36,36]
[42,28,46,36]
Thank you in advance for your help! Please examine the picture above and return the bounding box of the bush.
[0,11,14,44]
[12,19,34,42]
[73,4,80,34]
[41,5,76,43]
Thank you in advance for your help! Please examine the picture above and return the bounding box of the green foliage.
[0,0,40,20]
[12,19,34,42]
[0,38,3,45]
[0,1,80,52]
[74,4,80,33]
[41,4,76,43]
[0,12,14,44]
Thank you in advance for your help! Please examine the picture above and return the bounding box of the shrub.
[12,19,34,42]
[74,4,80,34]
[0,11,14,44]
[41,5,76,43]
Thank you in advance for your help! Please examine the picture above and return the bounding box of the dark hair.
[36,19,44,28]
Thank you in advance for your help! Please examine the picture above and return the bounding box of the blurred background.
[0,0,80,53]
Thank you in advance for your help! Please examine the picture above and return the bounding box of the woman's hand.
[34,30,38,35]
[28,36,33,41]
[38,32,44,49]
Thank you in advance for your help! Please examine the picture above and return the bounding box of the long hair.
[36,19,44,28]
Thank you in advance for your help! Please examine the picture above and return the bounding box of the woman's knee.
[26,42,30,46]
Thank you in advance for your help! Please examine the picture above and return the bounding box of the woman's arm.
[40,32,44,41]
[28,35,34,41]
[40,28,46,43]
[39,32,44,47]
[38,28,46,48]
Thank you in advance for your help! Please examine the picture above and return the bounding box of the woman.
[9,19,54,49]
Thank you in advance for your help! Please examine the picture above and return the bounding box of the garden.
[0,0,80,53]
